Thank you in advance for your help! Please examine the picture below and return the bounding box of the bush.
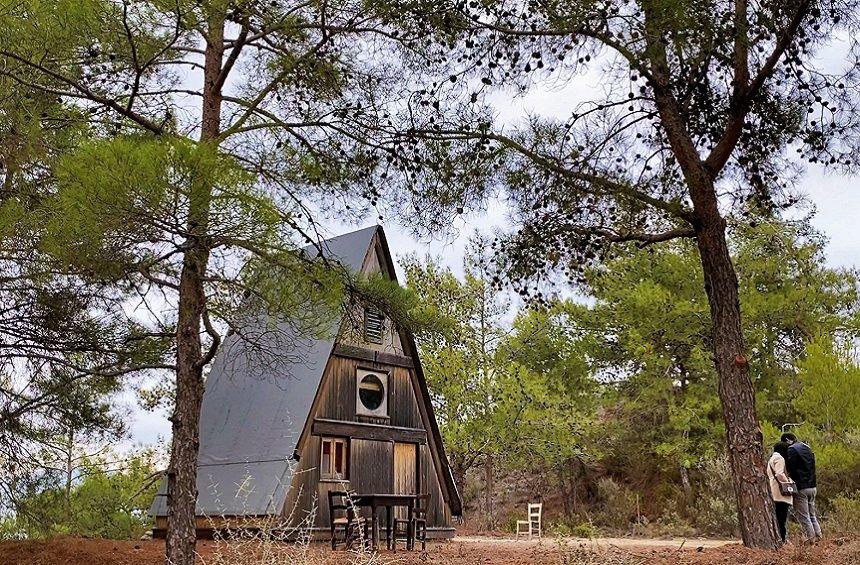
[593,477,638,531]
[692,494,737,537]
[571,521,600,538]
[8,451,159,540]
[0,516,24,541]
[637,511,697,538]
[690,458,738,537]
[503,514,519,534]
[549,519,600,539]
[826,491,860,536]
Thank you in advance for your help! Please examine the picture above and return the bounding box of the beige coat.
[767,452,793,504]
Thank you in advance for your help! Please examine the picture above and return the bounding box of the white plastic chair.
[515,502,542,539]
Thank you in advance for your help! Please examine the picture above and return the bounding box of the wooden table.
[352,493,422,550]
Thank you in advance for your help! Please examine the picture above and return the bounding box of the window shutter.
[364,307,384,344]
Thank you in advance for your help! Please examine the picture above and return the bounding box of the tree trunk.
[64,428,73,525]
[642,19,780,544]
[679,465,693,514]
[568,457,581,518]
[558,466,572,520]
[165,266,207,565]
[692,196,780,549]
[483,455,495,530]
[164,14,224,565]
[451,458,467,501]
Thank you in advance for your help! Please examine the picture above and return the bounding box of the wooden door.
[393,442,417,519]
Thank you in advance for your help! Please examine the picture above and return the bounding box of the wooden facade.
[283,352,454,535]
[282,229,458,536]
[150,226,461,539]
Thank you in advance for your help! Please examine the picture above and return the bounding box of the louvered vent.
[363,307,384,344]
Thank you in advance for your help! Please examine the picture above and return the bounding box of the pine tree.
[2,2,423,562]
[370,0,860,548]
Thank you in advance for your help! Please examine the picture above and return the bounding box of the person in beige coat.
[767,441,793,543]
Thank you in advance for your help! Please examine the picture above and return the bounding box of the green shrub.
[0,516,24,541]
[692,494,737,537]
[644,512,697,538]
[547,518,600,539]
[826,491,860,536]
[593,477,638,531]
[547,519,573,537]
[571,521,600,538]
[10,452,158,540]
[503,514,519,534]
[690,458,738,537]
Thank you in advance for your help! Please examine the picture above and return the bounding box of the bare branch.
[705,0,811,176]
[197,307,221,368]
[406,127,693,221]
[595,227,696,247]
[214,21,248,93]
[0,51,164,134]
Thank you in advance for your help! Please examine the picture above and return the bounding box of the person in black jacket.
[781,432,822,542]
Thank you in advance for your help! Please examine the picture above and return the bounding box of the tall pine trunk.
[64,428,74,525]
[691,193,779,548]
[645,24,780,543]
[165,14,224,565]
[165,244,209,565]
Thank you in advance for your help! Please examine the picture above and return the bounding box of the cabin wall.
[281,434,325,529]
[349,438,395,498]
[282,354,452,530]
[338,306,404,355]
[314,355,421,428]
[420,443,452,526]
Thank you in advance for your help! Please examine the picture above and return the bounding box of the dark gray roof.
[302,225,378,269]
[150,226,377,517]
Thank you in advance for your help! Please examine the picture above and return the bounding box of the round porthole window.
[358,373,385,411]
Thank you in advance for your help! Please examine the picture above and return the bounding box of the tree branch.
[704,0,811,176]
[197,306,221,368]
[214,21,248,93]
[406,127,694,221]
[0,51,164,134]
[595,227,696,247]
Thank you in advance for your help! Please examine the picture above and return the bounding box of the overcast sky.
[123,41,860,452]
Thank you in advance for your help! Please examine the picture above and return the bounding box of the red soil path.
[0,535,857,564]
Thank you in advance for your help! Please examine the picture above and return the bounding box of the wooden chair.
[393,494,430,552]
[516,502,542,540]
[328,490,367,550]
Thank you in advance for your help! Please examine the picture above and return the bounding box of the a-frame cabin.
[150,225,462,539]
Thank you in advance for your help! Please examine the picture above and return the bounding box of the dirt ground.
[0,535,858,565]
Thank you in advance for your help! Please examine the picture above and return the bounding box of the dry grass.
[197,489,394,565]
[3,536,860,565]
[556,539,649,565]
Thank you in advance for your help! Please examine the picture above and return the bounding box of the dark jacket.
[786,442,816,490]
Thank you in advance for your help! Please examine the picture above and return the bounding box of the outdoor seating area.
[328,490,431,551]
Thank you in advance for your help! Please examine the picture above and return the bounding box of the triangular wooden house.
[150,225,462,538]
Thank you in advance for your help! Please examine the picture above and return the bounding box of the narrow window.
[335,441,344,474]
[321,438,348,480]
[364,307,385,345]
[321,440,331,476]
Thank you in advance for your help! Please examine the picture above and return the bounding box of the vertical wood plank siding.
[391,366,422,428]
[282,354,451,529]
[420,443,451,525]
[349,438,395,495]
[314,356,422,428]
[393,442,417,519]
